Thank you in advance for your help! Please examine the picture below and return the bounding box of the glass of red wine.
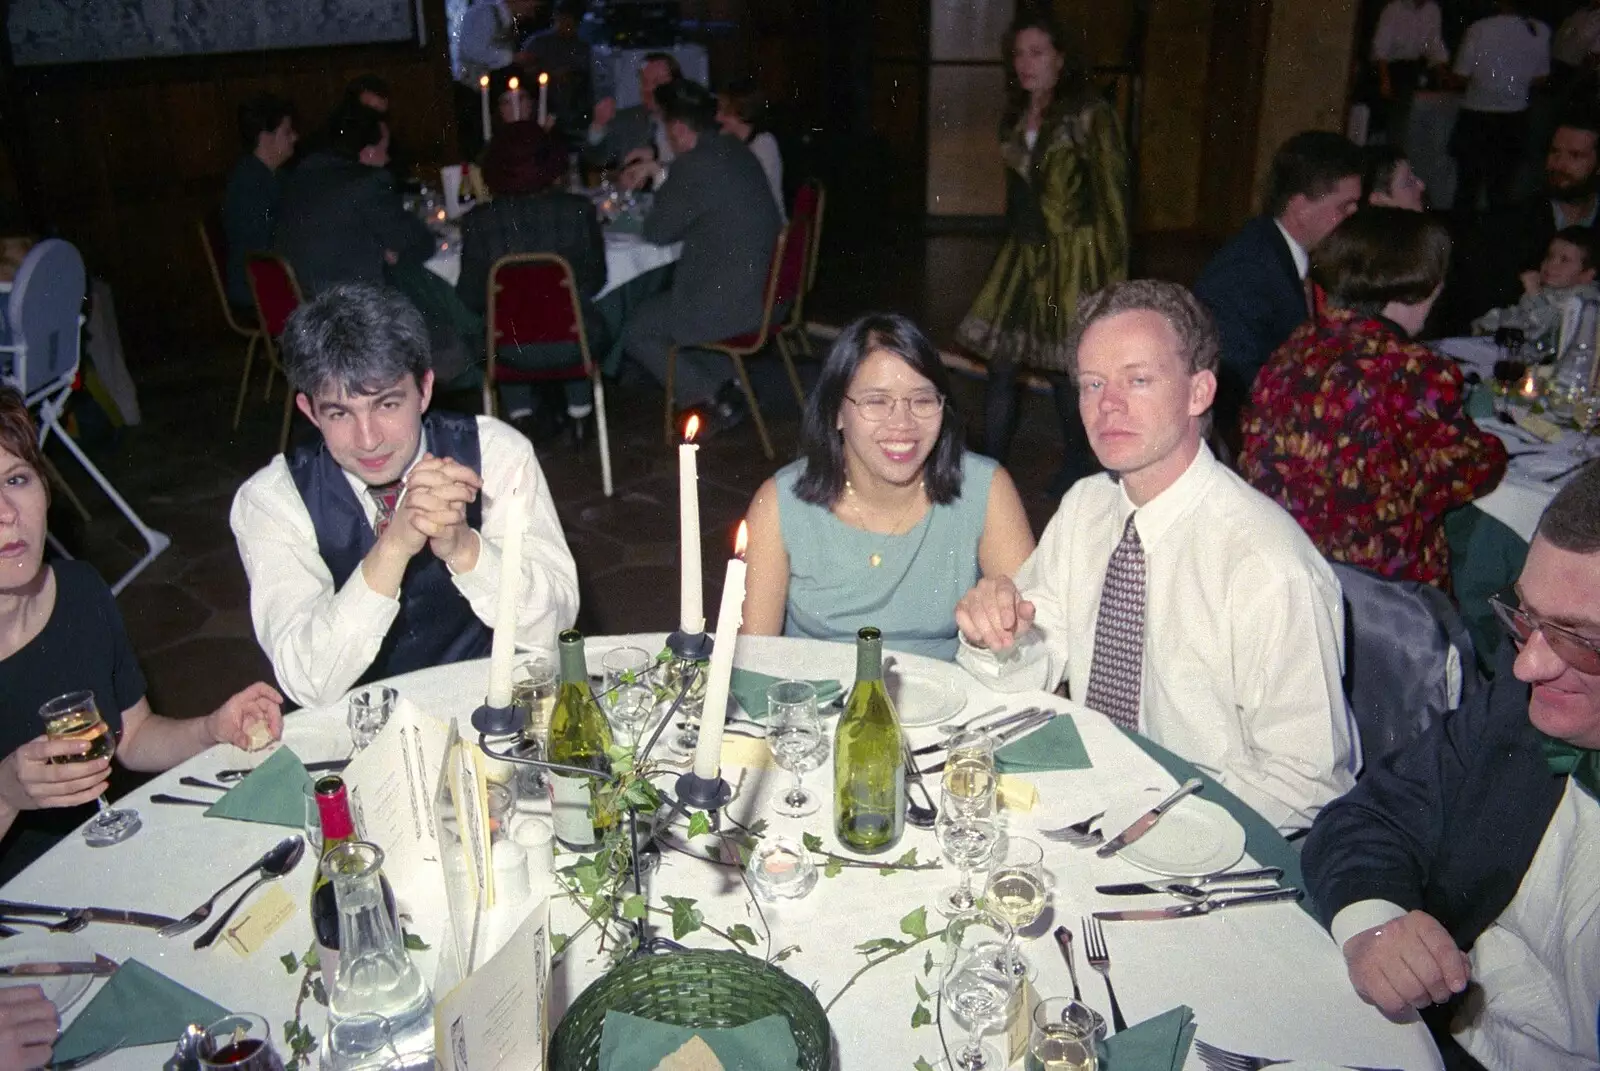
[198,1014,285,1071]
[1493,327,1528,398]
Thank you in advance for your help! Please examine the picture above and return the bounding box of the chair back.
[487,253,591,382]
[792,180,826,292]
[3,239,86,400]
[772,217,809,312]
[1331,562,1483,771]
[245,253,303,338]
[197,215,249,330]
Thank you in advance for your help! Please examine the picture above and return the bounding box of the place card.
[344,701,451,919]
[222,884,296,957]
[719,736,773,770]
[1518,413,1567,443]
[1006,975,1036,1067]
[433,898,549,1071]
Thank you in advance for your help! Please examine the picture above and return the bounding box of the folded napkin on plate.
[204,746,313,828]
[1097,1005,1195,1071]
[995,715,1091,773]
[52,959,228,1063]
[729,669,841,721]
[598,1010,799,1071]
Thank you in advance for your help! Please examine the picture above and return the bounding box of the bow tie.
[1542,734,1600,800]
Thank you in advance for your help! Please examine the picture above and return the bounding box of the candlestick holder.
[470,699,521,738]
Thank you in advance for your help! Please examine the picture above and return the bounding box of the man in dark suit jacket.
[1193,131,1365,446]
[620,78,783,433]
[274,103,435,297]
[1304,463,1600,1071]
[223,94,297,309]
[584,52,681,168]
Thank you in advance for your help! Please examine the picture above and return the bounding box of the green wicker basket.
[548,949,832,1070]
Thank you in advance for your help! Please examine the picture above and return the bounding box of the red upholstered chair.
[662,221,809,460]
[485,253,613,497]
[784,180,826,358]
[197,217,267,430]
[243,253,303,453]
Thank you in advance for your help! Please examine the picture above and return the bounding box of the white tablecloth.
[423,230,680,300]
[5,636,1440,1069]
[1436,336,1590,541]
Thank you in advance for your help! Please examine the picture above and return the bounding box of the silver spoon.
[1162,881,1284,902]
[161,836,304,938]
[193,837,306,950]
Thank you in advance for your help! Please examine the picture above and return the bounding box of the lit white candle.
[507,76,522,123]
[479,74,492,144]
[538,72,550,126]
[679,415,704,635]
[486,486,528,708]
[692,523,748,781]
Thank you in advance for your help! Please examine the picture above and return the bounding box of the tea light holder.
[1520,371,1541,401]
[747,837,820,901]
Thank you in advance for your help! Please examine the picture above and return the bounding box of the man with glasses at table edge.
[954,279,1357,836]
[230,283,579,709]
[1304,462,1600,1071]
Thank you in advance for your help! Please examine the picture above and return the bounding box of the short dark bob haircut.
[794,312,964,508]
[1310,206,1450,309]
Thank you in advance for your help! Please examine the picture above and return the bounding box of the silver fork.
[157,855,271,938]
[1081,916,1127,1032]
[1194,1039,1403,1071]
[1041,811,1105,847]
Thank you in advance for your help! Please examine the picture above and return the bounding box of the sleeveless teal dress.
[775,454,997,661]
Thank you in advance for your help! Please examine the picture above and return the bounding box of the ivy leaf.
[910,1003,932,1029]
[620,894,648,920]
[914,977,929,1002]
[773,944,799,963]
[301,946,320,970]
[899,906,928,941]
[914,1058,936,1071]
[823,855,843,878]
[801,832,823,853]
[663,895,704,940]
[403,931,429,951]
[687,811,713,838]
[855,936,907,954]
[552,932,570,954]
[574,862,603,894]
[280,952,300,973]
[311,978,328,1006]
[896,848,919,867]
[727,923,758,947]
[923,950,934,976]
[746,818,769,839]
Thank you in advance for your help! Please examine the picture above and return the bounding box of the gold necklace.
[843,478,926,567]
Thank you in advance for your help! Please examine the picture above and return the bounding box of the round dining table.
[5,635,1442,1069]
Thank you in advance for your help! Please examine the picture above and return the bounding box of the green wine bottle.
[546,629,615,851]
[833,626,905,854]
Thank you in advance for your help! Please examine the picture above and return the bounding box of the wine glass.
[940,911,1019,1071]
[348,686,397,753]
[766,681,826,817]
[935,799,1000,918]
[37,692,140,847]
[512,656,558,794]
[942,730,997,818]
[198,1013,286,1071]
[985,836,1047,933]
[602,646,655,750]
[1573,388,1600,457]
[1028,998,1100,1071]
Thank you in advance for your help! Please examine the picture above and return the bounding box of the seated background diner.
[715,77,786,221]
[222,93,298,311]
[1471,224,1600,341]
[1240,207,1507,588]
[0,388,283,885]
[740,312,1034,661]
[1362,143,1428,211]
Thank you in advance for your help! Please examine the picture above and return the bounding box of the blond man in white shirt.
[231,283,578,708]
[956,280,1356,834]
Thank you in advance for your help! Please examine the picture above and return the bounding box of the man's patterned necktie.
[369,481,403,537]
[1083,513,1145,733]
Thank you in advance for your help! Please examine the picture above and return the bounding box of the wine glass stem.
[788,769,805,804]
[955,864,973,907]
[957,1033,987,1070]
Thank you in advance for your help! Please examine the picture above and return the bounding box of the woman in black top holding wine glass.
[0,388,285,882]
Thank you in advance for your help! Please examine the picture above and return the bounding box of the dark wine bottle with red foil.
[310,776,397,989]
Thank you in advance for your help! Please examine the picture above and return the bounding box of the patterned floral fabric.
[1240,307,1507,587]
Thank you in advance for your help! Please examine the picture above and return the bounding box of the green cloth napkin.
[729,669,842,721]
[1097,1005,1195,1071]
[995,715,1092,773]
[52,959,228,1063]
[204,747,313,828]
[598,1010,799,1071]
[1464,382,1496,419]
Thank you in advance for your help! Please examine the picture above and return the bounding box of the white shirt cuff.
[444,530,483,579]
[1330,899,1410,949]
[954,632,1053,693]
[453,529,500,606]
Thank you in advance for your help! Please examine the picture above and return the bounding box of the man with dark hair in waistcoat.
[230,283,578,707]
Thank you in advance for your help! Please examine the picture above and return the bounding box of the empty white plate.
[885,666,967,727]
[0,931,97,1014]
[1117,796,1246,877]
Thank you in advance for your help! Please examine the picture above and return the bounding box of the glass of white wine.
[511,656,558,795]
[766,681,826,817]
[985,836,1047,932]
[941,910,1019,1071]
[37,691,139,847]
[935,798,1000,918]
[942,729,997,818]
[1027,998,1099,1071]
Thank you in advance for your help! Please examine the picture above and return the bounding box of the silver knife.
[911,707,1043,756]
[0,955,118,978]
[216,758,349,783]
[1095,777,1203,858]
[922,711,1053,774]
[1096,867,1284,895]
[1094,887,1303,921]
[0,901,180,930]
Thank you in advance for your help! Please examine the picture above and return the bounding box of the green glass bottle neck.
[558,636,588,685]
[854,638,883,682]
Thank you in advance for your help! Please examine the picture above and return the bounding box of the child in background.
[1473,225,1600,341]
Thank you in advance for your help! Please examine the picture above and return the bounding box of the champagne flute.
[942,729,997,818]
[601,646,655,750]
[941,911,1018,1071]
[935,799,1000,918]
[37,691,140,847]
[766,681,826,818]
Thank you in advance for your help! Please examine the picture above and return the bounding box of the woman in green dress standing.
[956,10,1129,496]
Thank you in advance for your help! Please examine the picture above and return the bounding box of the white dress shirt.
[1454,14,1551,113]
[747,132,786,223]
[1273,220,1309,281]
[1371,0,1449,65]
[958,444,1357,833]
[1332,781,1600,1069]
[1554,7,1600,67]
[456,0,515,86]
[230,415,579,708]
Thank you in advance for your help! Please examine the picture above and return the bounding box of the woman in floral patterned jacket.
[1240,207,1506,587]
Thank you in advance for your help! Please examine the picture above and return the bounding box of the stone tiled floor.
[52,229,1211,718]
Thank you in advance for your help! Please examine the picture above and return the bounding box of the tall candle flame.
[734,520,749,558]
[684,414,700,442]
[508,76,520,91]
[479,75,490,89]
[539,72,550,87]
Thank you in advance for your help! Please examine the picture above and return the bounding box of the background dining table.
[3,635,1442,1069]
